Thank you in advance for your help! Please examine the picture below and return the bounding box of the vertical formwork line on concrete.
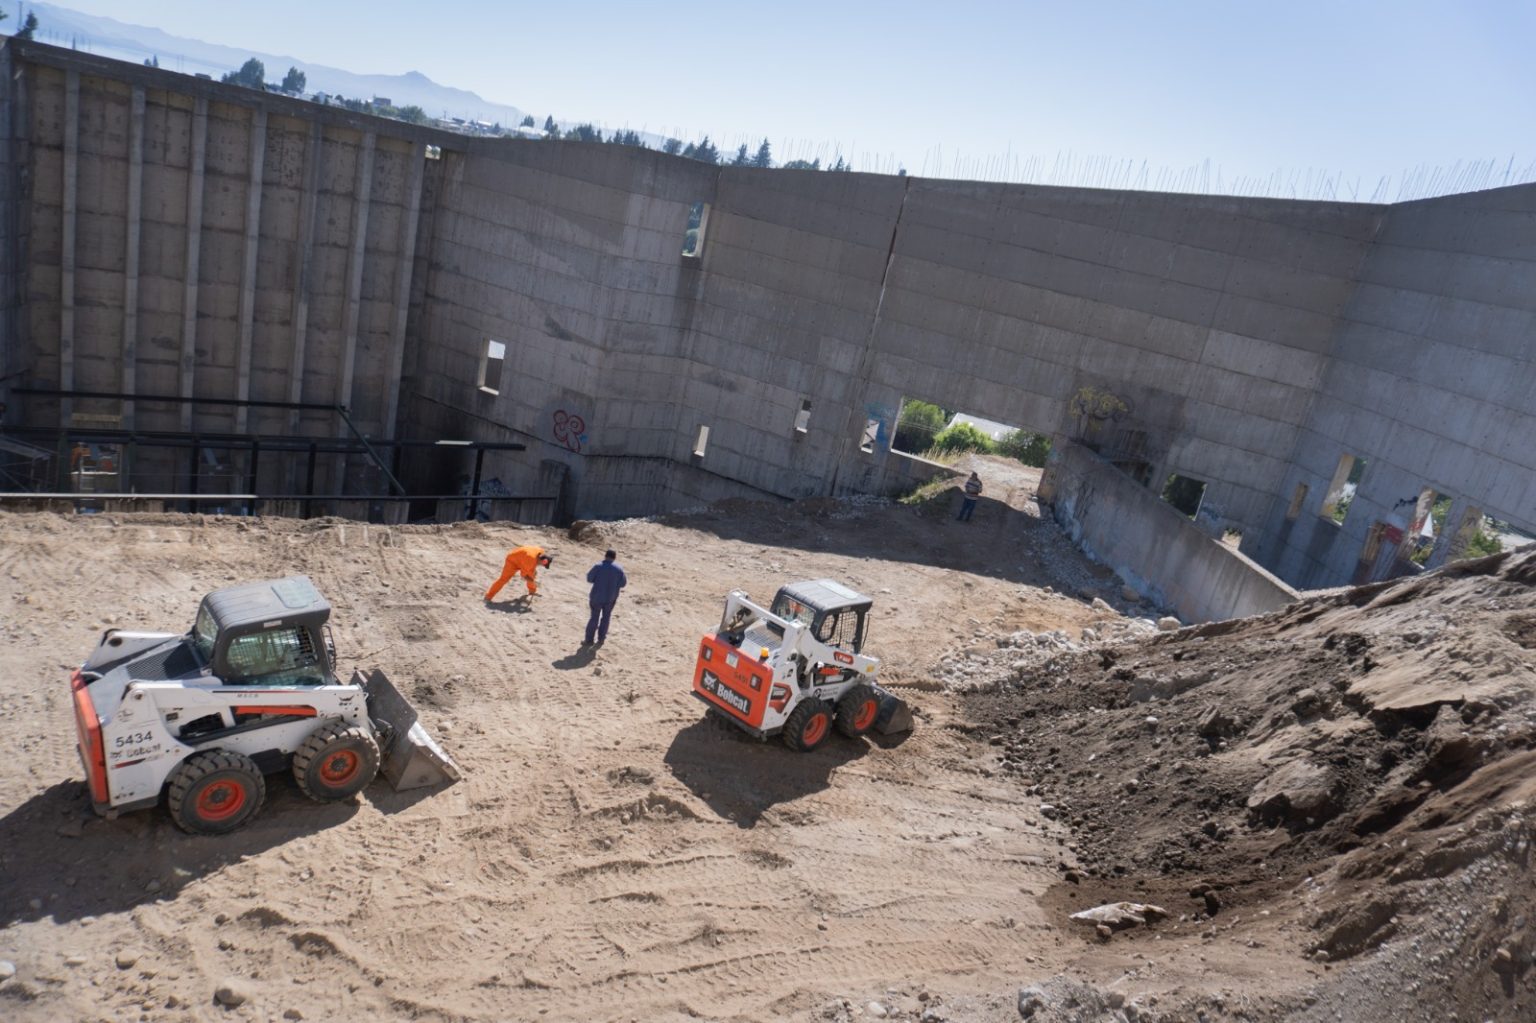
[285,120,324,439]
[334,130,376,489]
[0,43,16,399]
[177,95,208,432]
[235,106,266,434]
[828,174,912,495]
[58,69,78,427]
[383,141,426,439]
[337,131,374,418]
[121,85,144,429]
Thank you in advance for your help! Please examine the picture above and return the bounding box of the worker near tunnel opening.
[485,545,553,600]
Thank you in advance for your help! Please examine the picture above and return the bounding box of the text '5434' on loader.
[69,576,460,835]
[693,580,913,751]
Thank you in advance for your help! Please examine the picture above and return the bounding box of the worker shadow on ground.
[484,595,534,615]
[551,645,597,670]
[0,779,360,927]
[662,714,869,828]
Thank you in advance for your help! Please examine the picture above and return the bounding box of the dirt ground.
[1,457,1532,1022]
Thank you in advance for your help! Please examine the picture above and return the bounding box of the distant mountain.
[13,2,530,126]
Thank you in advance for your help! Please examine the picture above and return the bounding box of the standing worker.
[485,545,553,601]
[957,471,983,521]
[583,549,627,647]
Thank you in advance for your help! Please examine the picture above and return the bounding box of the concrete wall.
[3,40,1532,597]
[1256,184,1536,587]
[1040,439,1299,622]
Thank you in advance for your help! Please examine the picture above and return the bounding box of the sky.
[24,0,1536,199]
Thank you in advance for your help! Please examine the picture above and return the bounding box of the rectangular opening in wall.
[425,144,442,160]
[794,399,812,435]
[1321,453,1366,524]
[1160,473,1207,519]
[891,397,1049,467]
[682,201,710,258]
[1406,489,1442,565]
[1445,506,1517,562]
[477,339,506,395]
[1286,482,1309,521]
[693,425,710,458]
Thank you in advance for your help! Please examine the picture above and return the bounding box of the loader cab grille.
[223,626,325,686]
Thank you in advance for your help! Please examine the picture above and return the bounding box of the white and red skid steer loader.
[692,579,913,751]
[69,575,459,835]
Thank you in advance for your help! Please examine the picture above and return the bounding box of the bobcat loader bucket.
[357,669,463,790]
[871,684,914,735]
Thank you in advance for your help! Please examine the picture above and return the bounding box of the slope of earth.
[0,470,1145,1023]
[965,549,1536,1022]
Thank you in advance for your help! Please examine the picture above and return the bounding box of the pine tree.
[752,138,772,168]
[662,137,682,155]
[543,115,557,134]
[731,144,750,166]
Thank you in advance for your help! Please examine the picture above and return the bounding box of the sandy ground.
[2,458,1532,1023]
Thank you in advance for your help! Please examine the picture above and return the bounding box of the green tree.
[17,11,38,40]
[894,400,947,453]
[396,105,428,124]
[752,138,772,168]
[662,137,683,155]
[930,422,995,456]
[221,58,266,90]
[730,143,750,166]
[143,55,159,68]
[692,136,719,164]
[997,429,1051,467]
[543,114,557,134]
[563,123,602,142]
[829,154,850,172]
[783,158,820,171]
[519,114,535,128]
[280,66,306,93]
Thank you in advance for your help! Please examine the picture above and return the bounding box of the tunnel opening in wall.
[890,397,1051,469]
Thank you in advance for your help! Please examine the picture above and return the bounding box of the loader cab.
[770,579,873,654]
[190,576,335,686]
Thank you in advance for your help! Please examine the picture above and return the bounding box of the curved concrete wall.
[2,40,1532,590]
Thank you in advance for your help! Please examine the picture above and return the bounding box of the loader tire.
[293,722,380,802]
[782,698,834,753]
[167,750,266,835]
[835,684,880,738]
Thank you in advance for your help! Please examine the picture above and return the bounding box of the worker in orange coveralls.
[484,545,553,601]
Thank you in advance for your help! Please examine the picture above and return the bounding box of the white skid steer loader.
[69,576,459,835]
[692,579,913,751]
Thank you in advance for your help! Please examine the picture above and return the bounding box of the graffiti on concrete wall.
[861,403,896,452]
[1069,386,1132,445]
[551,409,588,453]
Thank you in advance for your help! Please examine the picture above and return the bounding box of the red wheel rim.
[196,779,247,821]
[854,698,878,731]
[320,749,361,785]
[803,713,829,745]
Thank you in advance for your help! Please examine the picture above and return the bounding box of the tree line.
[213,56,893,174]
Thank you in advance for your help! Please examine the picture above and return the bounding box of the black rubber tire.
[835,684,880,738]
[292,722,381,802]
[166,750,266,835]
[781,698,834,753]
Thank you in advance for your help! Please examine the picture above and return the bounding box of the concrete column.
[383,142,426,439]
[235,107,266,434]
[121,86,144,429]
[337,130,375,422]
[59,70,78,426]
[286,121,324,435]
[177,95,208,432]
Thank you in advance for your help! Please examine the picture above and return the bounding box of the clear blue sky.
[32,0,1536,197]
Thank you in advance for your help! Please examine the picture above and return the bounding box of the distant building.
[372,96,392,107]
[947,413,1016,441]
[510,125,546,140]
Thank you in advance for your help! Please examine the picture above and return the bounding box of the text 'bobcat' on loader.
[692,579,914,751]
[69,575,460,834]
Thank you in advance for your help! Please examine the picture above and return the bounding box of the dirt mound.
[968,549,1536,1020]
